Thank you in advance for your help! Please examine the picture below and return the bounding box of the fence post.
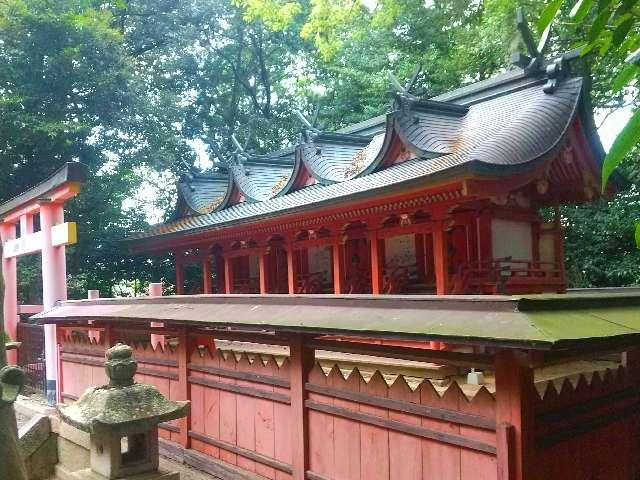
[495,349,535,480]
[177,325,191,449]
[87,290,100,344]
[149,283,165,349]
[497,422,515,480]
[289,334,314,480]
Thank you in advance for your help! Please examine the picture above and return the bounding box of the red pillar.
[289,335,314,480]
[370,233,383,294]
[477,210,493,265]
[202,258,212,294]
[553,206,566,292]
[19,214,33,237]
[332,242,344,294]
[495,349,535,480]
[0,222,18,365]
[259,253,269,294]
[415,233,426,282]
[287,245,297,294]
[40,201,67,405]
[87,290,101,344]
[177,325,191,448]
[224,254,233,294]
[149,282,165,349]
[433,220,449,295]
[175,254,185,295]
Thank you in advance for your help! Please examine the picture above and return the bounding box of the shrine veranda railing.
[56,327,640,480]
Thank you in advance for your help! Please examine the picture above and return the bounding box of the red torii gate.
[0,162,87,404]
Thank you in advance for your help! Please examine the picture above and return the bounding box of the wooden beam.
[177,326,190,448]
[332,242,344,294]
[289,335,314,480]
[306,399,496,454]
[223,255,233,294]
[2,222,77,259]
[202,258,212,294]
[259,253,268,294]
[432,220,448,295]
[287,245,296,295]
[188,328,290,346]
[370,233,383,295]
[189,375,290,404]
[175,257,185,295]
[495,349,535,480]
[308,339,493,369]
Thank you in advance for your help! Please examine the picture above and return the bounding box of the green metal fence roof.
[34,293,640,351]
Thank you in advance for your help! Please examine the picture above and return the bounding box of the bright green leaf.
[612,18,633,47]
[538,0,564,34]
[636,223,640,249]
[588,7,612,42]
[570,0,593,21]
[612,63,639,91]
[602,108,640,191]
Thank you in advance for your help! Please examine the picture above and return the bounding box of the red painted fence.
[57,329,640,480]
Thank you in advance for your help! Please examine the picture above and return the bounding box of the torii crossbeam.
[0,162,87,405]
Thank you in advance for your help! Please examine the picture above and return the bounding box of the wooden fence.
[56,327,640,480]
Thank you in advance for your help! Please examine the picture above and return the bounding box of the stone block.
[19,414,50,458]
[58,418,90,448]
[24,435,57,480]
[57,435,91,472]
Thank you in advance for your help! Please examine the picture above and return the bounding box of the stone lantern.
[58,344,189,479]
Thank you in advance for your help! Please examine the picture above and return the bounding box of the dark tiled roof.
[129,68,599,243]
[175,171,232,216]
[300,132,380,183]
[0,162,88,219]
[229,150,296,202]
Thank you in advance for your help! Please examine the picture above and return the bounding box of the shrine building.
[127,52,608,298]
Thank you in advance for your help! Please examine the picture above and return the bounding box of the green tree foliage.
[535,0,640,191]
[1,0,638,294]
[0,0,181,298]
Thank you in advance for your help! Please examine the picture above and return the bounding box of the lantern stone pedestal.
[56,344,189,480]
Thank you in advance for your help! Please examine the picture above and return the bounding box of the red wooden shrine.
[127,55,608,300]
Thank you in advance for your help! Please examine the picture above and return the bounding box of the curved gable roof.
[130,67,602,245]
[175,170,233,217]
[228,150,296,202]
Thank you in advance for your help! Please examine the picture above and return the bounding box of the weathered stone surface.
[24,434,58,480]
[19,414,51,458]
[57,435,91,471]
[58,344,189,435]
[56,343,189,479]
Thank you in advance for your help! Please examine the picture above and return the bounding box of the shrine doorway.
[380,232,436,294]
[231,254,260,293]
[343,222,372,294]
[265,245,289,294]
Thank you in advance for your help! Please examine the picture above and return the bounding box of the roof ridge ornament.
[511,6,565,93]
[512,6,551,74]
[388,65,423,112]
[231,133,251,174]
[295,109,322,143]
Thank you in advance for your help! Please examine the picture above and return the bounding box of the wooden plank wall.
[534,365,640,480]
[58,333,107,402]
[188,346,294,479]
[57,331,498,480]
[305,364,497,480]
